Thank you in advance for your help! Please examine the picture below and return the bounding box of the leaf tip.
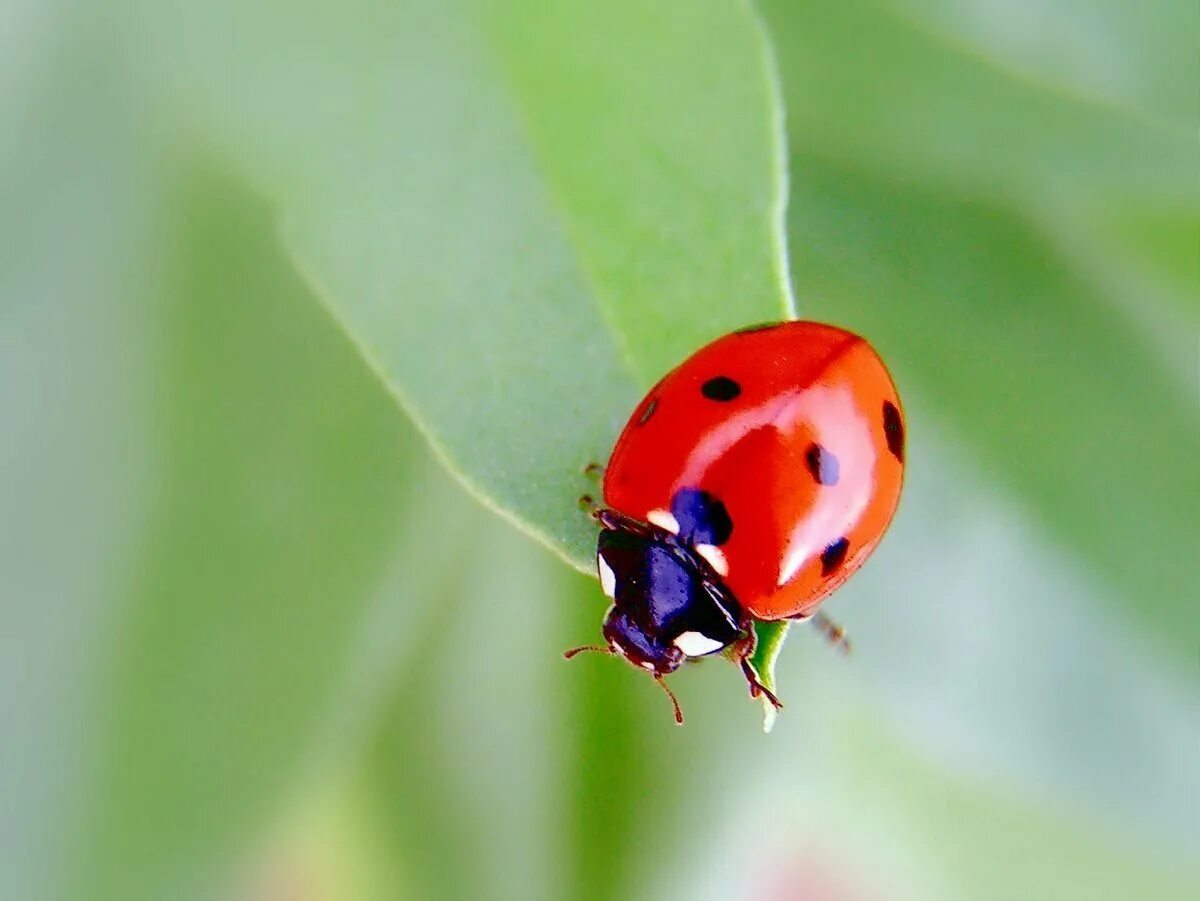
[761,698,779,733]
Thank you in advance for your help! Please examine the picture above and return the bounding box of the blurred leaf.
[556,561,772,901]
[352,413,1200,901]
[885,0,1197,126]
[356,525,774,901]
[759,0,1198,657]
[238,776,397,901]
[359,523,565,901]
[712,713,1200,901]
[0,52,160,900]
[759,0,1199,374]
[137,0,794,570]
[829,718,1200,901]
[65,169,425,901]
[781,152,1199,658]
[807,428,1200,860]
[759,0,1195,206]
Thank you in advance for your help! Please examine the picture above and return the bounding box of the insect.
[567,321,904,723]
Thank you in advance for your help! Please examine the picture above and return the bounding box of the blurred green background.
[2,2,1196,900]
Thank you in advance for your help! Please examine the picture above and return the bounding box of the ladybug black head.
[593,525,744,673]
[602,607,686,674]
[565,506,784,724]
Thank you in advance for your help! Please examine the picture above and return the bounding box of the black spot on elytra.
[701,375,741,401]
[637,397,658,425]
[805,443,840,486]
[882,400,904,462]
[670,488,733,547]
[820,537,850,576]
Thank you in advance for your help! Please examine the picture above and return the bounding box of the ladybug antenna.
[654,674,685,725]
[561,646,684,725]
[562,644,614,661]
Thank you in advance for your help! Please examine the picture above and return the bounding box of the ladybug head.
[565,602,686,723]
[565,521,747,724]
[592,526,743,662]
[601,607,686,674]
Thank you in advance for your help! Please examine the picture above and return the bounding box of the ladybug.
[566,321,904,722]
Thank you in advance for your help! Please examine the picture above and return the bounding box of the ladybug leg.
[731,632,783,710]
[578,499,637,529]
[580,499,645,529]
[594,506,657,536]
[583,461,605,480]
[810,611,852,654]
[740,655,783,710]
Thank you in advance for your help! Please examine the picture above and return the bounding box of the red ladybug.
[567,321,904,722]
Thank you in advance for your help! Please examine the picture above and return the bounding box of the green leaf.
[744,620,790,732]
[63,169,430,901]
[136,0,793,569]
[135,0,801,724]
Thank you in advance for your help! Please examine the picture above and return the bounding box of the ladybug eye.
[700,375,741,401]
[882,400,904,462]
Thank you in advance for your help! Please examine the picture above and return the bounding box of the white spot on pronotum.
[695,544,729,577]
[647,509,680,534]
[597,554,617,598]
[673,631,724,657]
[641,661,657,671]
